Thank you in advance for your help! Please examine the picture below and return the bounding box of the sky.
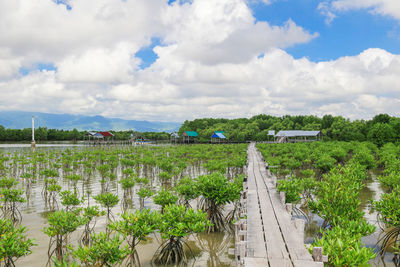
[1,0,400,122]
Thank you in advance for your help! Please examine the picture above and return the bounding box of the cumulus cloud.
[319,0,400,23]
[0,0,399,122]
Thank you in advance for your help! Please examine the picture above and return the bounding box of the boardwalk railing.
[234,143,326,267]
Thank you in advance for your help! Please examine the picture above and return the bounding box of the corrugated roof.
[171,132,179,138]
[184,131,198,137]
[275,130,321,137]
[99,131,114,137]
[212,132,226,139]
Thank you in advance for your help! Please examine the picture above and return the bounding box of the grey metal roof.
[275,130,321,137]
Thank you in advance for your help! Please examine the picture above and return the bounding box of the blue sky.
[2,0,400,121]
[249,0,400,61]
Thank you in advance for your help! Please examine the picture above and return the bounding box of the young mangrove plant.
[0,180,25,225]
[40,169,59,197]
[60,190,82,211]
[71,232,129,267]
[43,210,85,265]
[46,179,61,211]
[176,176,199,208]
[0,218,36,267]
[119,176,135,211]
[94,192,119,229]
[308,225,375,267]
[373,186,400,263]
[153,204,211,265]
[79,206,104,246]
[197,172,242,232]
[153,189,178,214]
[136,187,153,210]
[110,209,160,266]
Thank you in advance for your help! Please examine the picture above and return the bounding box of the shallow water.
[0,145,236,267]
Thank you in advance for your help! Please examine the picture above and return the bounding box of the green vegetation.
[0,143,247,266]
[257,141,383,266]
[154,204,211,264]
[110,209,160,266]
[0,218,36,267]
[180,113,400,144]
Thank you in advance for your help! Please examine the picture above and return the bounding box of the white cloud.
[161,0,317,65]
[0,0,400,123]
[319,0,400,22]
[318,2,337,25]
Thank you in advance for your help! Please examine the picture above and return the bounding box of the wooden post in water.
[31,116,36,148]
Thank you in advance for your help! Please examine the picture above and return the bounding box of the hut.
[170,132,179,143]
[183,131,198,143]
[99,131,114,140]
[211,131,226,143]
[275,130,322,143]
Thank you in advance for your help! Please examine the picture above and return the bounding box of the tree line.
[179,113,400,146]
[1,113,399,146]
[0,126,171,142]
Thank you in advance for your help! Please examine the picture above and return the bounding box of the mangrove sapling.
[40,169,59,197]
[176,176,199,208]
[64,174,81,195]
[153,204,211,265]
[80,206,105,246]
[197,172,242,232]
[71,232,129,267]
[158,171,172,187]
[96,164,111,192]
[0,218,36,267]
[94,192,119,230]
[309,225,375,267]
[373,186,400,262]
[0,187,25,225]
[44,210,85,265]
[134,177,149,186]
[309,165,365,229]
[153,189,178,214]
[46,180,61,211]
[60,190,82,211]
[119,176,135,211]
[136,187,153,210]
[52,257,80,267]
[225,175,244,225]
[110,209,160,267]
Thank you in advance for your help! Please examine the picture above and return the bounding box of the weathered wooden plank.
[243,257,269,266]
[292,260,324,267]
[258,190,291,262]
[269,258,293,267]
[246,189,267,258]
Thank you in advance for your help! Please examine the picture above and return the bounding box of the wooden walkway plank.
[242,143,322,267]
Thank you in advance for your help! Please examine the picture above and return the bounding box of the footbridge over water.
[234,143,325,267]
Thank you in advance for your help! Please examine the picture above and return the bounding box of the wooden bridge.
[234,143,325,267]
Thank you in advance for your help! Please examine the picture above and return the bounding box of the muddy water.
[0,145,235,267]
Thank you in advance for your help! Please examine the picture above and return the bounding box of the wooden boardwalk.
[235,143,323,267]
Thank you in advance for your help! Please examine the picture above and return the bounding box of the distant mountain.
[0,111,181,132]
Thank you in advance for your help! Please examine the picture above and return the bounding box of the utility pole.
[31,116,36,148]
